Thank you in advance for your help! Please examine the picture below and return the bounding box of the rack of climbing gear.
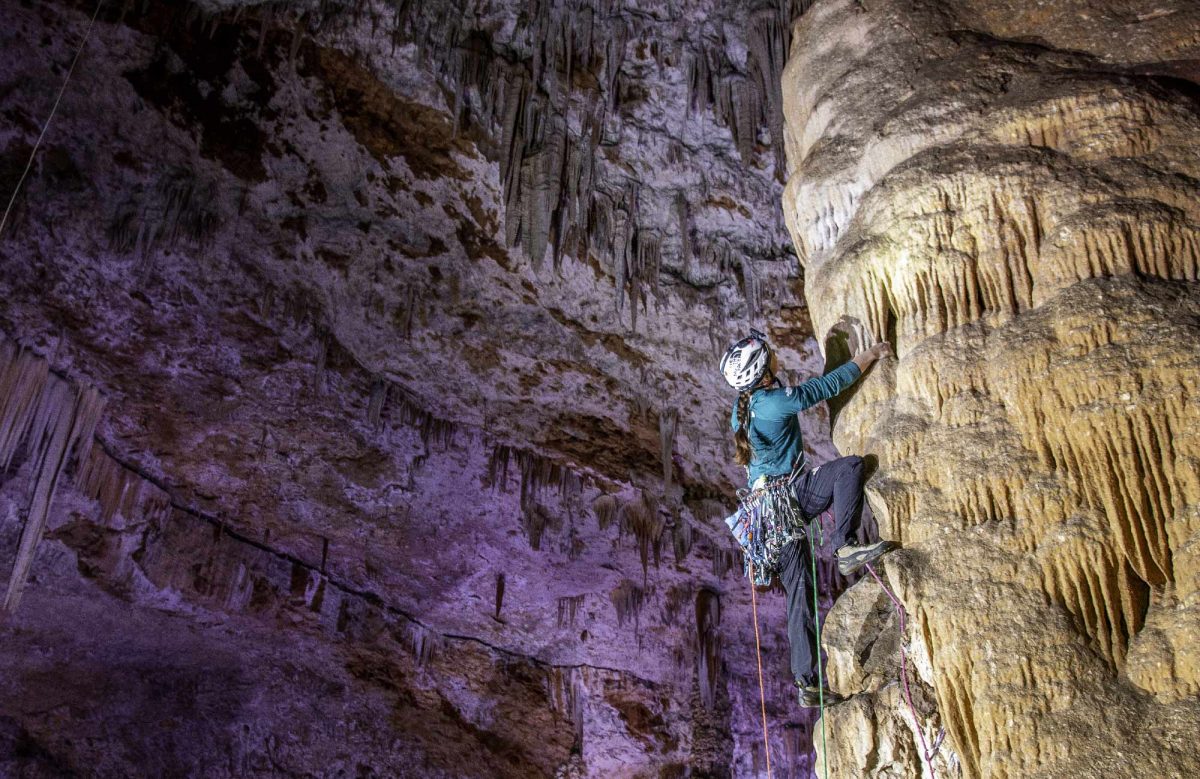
[726,468,808,586]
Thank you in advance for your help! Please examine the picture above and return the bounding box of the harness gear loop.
[865,562,937,778]
[747,560,773,779]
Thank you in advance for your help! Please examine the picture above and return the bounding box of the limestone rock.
[783,0,1200,776]
[0,0,834,775]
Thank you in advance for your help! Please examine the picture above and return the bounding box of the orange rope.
[748,561,773,779]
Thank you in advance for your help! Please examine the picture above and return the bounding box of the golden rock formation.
[782,0,1200,776]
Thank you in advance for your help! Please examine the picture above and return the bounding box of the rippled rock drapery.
[782,0,1200,776]
[0,0,844,776]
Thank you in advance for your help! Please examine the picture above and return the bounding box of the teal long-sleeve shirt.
[730,361,862,487]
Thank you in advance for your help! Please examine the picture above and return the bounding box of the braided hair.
[733,390,754,466]
[733,366,776,466]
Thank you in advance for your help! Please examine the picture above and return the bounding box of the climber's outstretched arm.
[783,342,890,414]
[852,342,892,374]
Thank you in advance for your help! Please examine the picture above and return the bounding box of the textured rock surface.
[0,0,839,776]
[783,0,1200,776]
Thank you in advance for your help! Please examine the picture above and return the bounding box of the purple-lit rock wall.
[0,0,845,776]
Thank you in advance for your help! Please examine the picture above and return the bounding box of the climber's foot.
[797,685,845,708]
[836,539,899,577]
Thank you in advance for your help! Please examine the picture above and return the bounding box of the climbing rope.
[0,0,106,240]
[808,523,831,779]
[865,561,937,779]
[747,560,773,779]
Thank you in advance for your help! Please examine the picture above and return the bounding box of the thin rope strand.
[809,527,830,779]
[748,561,773,779]
[866,562,937,778]
[0,0,106,240]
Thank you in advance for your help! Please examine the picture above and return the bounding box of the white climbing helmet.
[720,329,771,391]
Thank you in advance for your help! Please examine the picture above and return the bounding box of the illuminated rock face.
[783,0,1200,776]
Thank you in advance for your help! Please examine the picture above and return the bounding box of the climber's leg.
[778,538,818,686]
[794,456,895,575]
[791,455,865,548]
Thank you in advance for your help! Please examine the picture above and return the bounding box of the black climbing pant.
[779,455,866,687]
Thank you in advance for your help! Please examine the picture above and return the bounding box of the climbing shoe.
[836,539,899,577]
[797,685,845,708]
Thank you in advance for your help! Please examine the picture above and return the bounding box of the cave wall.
[0,0,845,776]
[782,0,1200,776]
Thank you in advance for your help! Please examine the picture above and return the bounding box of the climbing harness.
[0,0,106,240]
[748,560,773,779]
[726,464,808,585]
[865,561,938,779]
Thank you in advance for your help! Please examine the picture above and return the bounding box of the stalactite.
[107,167,219,259]
[546,666,587,748]
[301,569,326,612]
[675,190,692,274]
[739,260,762,322]
[695,586,722,710]
[671,514,693,564]
[631,394,653,422]
[366,375,388,429]
[567,523,585,561]
[658,407,678,490]
[74,445,171,528]
[486,444,584,511]
[663,582,693,626]
[557,594,585,628]
[394,391,457,449]
[0,341,106,614]
[711,544,741,579]
[521,503,559,551]
[610,578,645,632]
[593,494,618,530]
[619,491,664,585]
[407,622,444,668]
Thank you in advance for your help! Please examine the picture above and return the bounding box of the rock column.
[782,1,1200,776]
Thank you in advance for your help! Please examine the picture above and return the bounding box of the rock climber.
[720,328,897,708]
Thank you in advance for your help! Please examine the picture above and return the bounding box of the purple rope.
[865,562,937,778]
